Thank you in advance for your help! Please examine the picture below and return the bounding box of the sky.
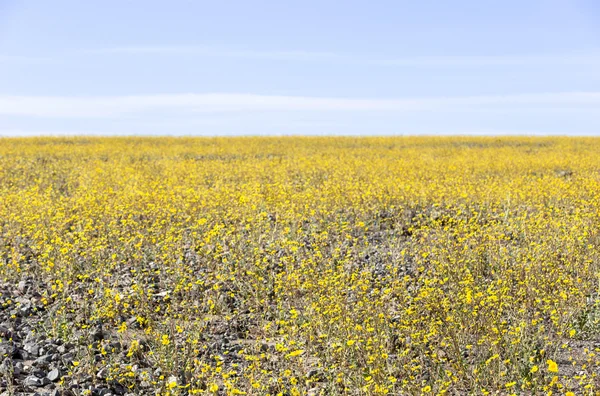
[1,0,600,136]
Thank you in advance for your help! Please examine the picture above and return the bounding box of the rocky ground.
[0,278,160,396]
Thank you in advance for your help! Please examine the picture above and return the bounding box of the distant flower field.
[1,137,600,395]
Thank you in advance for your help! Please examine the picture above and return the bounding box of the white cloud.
[86,46,339,61]
[8,45,600,68]
[85,46,600,67]
[372,53,600,67]
[0,92,599,119]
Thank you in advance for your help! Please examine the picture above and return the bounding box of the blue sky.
[1,0,600,136]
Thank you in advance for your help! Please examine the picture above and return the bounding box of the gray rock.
[0,342,15,357]
[57,342,75,354]
[18,301,32,316]
[0,326,11,338]
[14,347,30,360]
[92,328,104,341]
[0,357,12,374]
[153,291,169,299]
[47,367,60,382]
[34,354,53,367]
[32,368,47,378]
[96,367,108,379]
[17,280,28,293]
[61,352,74,363]
[41,344,58,355]
[24,375,45,387]
[80,374,93,384]
[24,342,41,356]
[24,331,37,343]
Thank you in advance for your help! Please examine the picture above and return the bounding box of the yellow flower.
[286,349,305,358]
[167,380,177,390]
[6,136,600,394]
[569,329,576,337]
[117,322,127,333]
[546,359,558,373]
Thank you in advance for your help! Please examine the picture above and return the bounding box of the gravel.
[0,278,159,395]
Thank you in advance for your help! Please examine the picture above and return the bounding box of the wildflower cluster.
[0,136,599,395]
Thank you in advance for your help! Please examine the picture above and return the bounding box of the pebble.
[47,367,61,382]
[23,375,45,387]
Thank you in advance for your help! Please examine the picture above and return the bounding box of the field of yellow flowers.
[1,137,600,395]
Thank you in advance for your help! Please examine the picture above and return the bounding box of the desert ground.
[1,137,599,395]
